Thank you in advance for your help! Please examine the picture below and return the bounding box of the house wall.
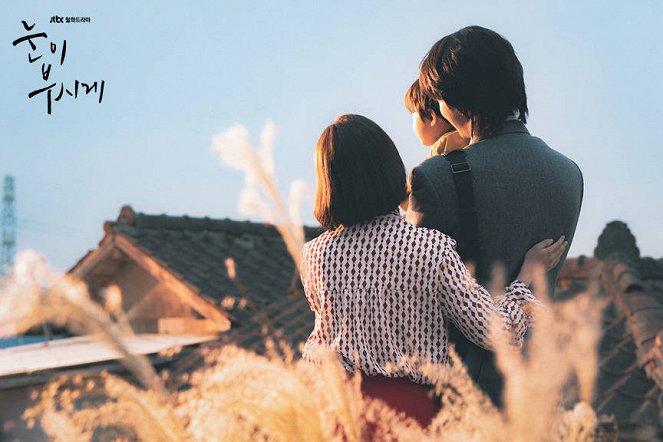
[87,261,197,333]
[127,281,198,333]
[112,262,159,312]
[127,282,194,321]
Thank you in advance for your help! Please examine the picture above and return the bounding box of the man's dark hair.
[419,26,528,139]
[314,114,407,230]
[404,79,444,121]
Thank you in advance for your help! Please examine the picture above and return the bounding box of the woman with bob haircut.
[301,114,566,427]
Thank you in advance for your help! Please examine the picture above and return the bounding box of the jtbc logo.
[49,15,64,23]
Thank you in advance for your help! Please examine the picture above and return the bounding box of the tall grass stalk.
[0,251,167,398]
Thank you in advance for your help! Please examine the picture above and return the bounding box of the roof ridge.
[602,255,663,394]
[108,206,323,238]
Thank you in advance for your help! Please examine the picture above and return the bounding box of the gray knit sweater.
[406,120,583,294]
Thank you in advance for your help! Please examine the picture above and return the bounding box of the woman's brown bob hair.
[314,114,407,231]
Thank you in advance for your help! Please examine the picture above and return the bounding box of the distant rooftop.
[81,205,323,321]
[557,221,663,438]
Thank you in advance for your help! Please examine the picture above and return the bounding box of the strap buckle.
[451,161,471,174]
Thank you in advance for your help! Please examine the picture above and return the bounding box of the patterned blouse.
[300,210,538,384]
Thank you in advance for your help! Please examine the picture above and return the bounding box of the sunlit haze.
[1,1,661,270]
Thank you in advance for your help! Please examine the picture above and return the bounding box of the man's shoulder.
[469,132,581,174]
[410,130,582,193]
[412,153,454,182]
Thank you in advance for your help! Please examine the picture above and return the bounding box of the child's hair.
[404,79,444,121]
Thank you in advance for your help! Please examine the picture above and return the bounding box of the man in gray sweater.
[407,26,583,406]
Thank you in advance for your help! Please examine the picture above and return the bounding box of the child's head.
[404,79,454,146]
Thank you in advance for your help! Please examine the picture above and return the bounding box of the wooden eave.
[69,229,230,331]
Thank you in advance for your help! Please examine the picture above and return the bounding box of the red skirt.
[360,373,439,428]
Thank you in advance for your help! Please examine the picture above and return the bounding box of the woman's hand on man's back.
[518,236,568,286]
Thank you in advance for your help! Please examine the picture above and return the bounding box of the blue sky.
[1,1,662,271]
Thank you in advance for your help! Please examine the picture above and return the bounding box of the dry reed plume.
[0,251,164,397]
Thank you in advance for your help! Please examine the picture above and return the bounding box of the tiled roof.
[556,260,663,438]
[168,294,314,382]
[219,293,314,355]
[103,205,323,326]
[556,222,663,439]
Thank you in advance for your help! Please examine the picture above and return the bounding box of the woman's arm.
[437,241,543,350]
